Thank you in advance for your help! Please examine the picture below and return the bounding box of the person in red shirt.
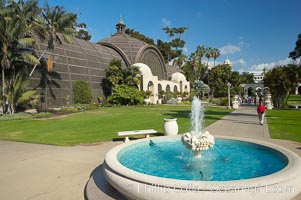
[257,101,266,125]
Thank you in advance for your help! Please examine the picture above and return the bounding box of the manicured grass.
[267,109,301,142]
[0,105,232,146]
[287,95,301,105]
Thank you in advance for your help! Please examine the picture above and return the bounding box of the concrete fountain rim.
[103,135,301,199]
[104,135,301,191]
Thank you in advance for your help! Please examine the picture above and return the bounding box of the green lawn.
[287,95,301,105]
[267,109,301,142]
[0,105,231,146]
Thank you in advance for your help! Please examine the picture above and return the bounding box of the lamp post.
[227,82,231,109]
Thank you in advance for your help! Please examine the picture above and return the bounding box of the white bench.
[117,129,157,142]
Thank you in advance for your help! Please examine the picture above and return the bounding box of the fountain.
[92,97,301,200]
[181,96,215,154]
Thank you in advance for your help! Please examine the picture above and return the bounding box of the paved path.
[0,104,300,200]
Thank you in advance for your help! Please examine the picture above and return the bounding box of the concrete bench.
[117,129,157,142]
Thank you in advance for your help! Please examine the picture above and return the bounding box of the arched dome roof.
[98,34,147,64]
[133,63,153,76]
[97,17,167,80]
[171,72,186,83]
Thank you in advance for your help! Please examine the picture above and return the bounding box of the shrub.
[33,112,53,118]
[74,103,88,111]
[162,91,176,104]
[107,84,144,105]
[73,81,93,104]
[0,113,31,121]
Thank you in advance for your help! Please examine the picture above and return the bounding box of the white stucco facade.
[134,63,190,104]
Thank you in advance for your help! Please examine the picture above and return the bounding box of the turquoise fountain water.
[118,138,287,181]
[118,97,287,181]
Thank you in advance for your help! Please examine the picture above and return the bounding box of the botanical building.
[31,18,190,107]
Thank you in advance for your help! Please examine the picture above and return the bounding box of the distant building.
[31,17,190,106]
[223,57,232,68]
[253,72,264,83]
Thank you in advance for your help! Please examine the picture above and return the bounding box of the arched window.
[158,84,162,92]
[148,81,154,91]
[174,85,178,93]
[166,85,170,92]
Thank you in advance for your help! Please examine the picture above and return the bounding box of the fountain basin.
[103,135,301,200]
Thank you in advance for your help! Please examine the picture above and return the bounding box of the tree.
[125,28,155,45]
[192,80,210,99]
[75,23,92,41]
[5,72,39,113]
[240,72,254,83]
[264,64,301,108]
[156,39,173,63]
[124,65,141,87]
[162,26,188,63]
[205,47,213,66]
[0,0,40,113]
[107,84,144,106]
[30,1,77,76]
[172,52,187,69]
[105,59,124,87]
[289,33,301,66]
[196,45,206,65]
[209,64,232,97]
[73,80,92,104]
[212,48,220,67]
[104,60,142,97]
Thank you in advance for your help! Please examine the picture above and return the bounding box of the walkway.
[0,104,300,200]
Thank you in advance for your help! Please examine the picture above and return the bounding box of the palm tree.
[172,52,187,69]
[30,1,77,76]
[193,80,210,99]
[0,0,40,113]
[5,72,39,113]
[196,45,206,65]
[124,65,141,87]
[188,52,198,80]
[205,47,213,66]
[212,48,220,67]
[105,59,124,87]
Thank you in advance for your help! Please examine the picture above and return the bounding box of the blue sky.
[46,0,300,73]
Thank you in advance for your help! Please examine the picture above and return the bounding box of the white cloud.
[162,18,171,27]
[220,44,241,55]
[233,58,247,66]
[250,58,293,71]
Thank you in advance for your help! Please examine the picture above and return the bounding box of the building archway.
[147,81,155,102]
[296,83,301,95]
[174,85,178,93]
[166,85,170,92]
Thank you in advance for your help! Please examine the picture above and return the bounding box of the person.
[257,101,266,125]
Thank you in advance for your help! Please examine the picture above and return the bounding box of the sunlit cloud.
[220,44,241,55]
[250,58,293,71]
[233,58,247,66]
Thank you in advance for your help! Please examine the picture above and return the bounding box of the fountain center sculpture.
[181,96,215,154]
